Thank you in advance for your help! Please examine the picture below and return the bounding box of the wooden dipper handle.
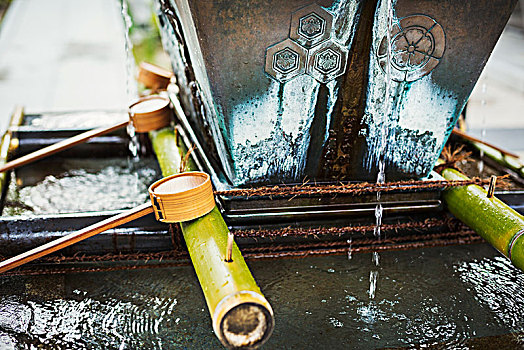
[452,128,519,159]
[0,172,216,274]
[0,120,128,173]
[0,203,154,274]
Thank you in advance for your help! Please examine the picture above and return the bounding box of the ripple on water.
[5,158,159,215]
[0,268,220,349]
[0,297,32,333]
[456,256,524,333]
[0,244,522,349]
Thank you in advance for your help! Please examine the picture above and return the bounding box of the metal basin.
[156,0,516,186]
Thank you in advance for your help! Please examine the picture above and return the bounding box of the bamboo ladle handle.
[0,203,153,273]
[0,120,128,173]
[0,95,173,173]
[0,172,214,274]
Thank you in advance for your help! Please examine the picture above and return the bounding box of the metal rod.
[0,203,153,274]
[487,175,497,198]
[0,120,128,173]
[225,232,234,262]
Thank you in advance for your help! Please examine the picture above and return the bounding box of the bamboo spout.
[149,127,274,349]
[440,168,524,271]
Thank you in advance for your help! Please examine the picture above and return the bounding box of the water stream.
[477,80,488,174]
[369,0,396,300]
[121,0,137,105]
[121,0,141,197]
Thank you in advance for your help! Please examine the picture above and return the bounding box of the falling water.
[477,81,488,174]
[121,0,140,199]
[368,270,379,299]
[121,0,137,105]
[369,0,394,300]
[373,0,394,241]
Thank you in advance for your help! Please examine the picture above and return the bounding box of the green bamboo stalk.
[0,106,24,201]
[440,168,524,271]
[472,142,524,179]
[149,127,274,349]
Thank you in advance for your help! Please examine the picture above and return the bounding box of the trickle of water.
[347,239,353,260]
[477,81,488,174]
[372,252,380,267]
[121,0,137,104]
[120,2,141,169]
[372,0,394,265]
[368,270,378,299]
[126,113,140,160]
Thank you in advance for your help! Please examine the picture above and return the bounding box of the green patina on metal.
[441,168,524,271]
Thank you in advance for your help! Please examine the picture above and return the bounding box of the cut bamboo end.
[213,291,274,350]
[129,96,172,133]
[148,171,215,222]
[137,62,173,90]
[441,168,524,271]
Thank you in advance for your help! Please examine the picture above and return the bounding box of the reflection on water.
[0,244,523,349]
[26,112,127,130]
[4,158,160,216]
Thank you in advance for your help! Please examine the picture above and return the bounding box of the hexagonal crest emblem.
[265,39,307,83]
[307,41,348,83]
[290,4,333,48]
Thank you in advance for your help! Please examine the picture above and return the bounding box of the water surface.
[0,243,523,349]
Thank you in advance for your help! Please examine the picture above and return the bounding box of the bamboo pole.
[0,106,24,192]
[440,168,524,271]
[0,203,153,273]
[149,127,274,349]
[472,142,524,179]
[0,120,128,173]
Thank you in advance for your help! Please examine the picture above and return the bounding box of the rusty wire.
[244,235,483,260]
[214,177,497,199]
[2,227,481,276]
[232,217,464,238]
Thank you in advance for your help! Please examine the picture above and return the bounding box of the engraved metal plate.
[290,3,333,48]
[265,39,308,83]
[377,15,446,82]
[265,3,346,84]
[307,41,348,83]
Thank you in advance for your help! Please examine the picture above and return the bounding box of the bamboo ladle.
[0,95,172,173]
[0,171,215,274]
